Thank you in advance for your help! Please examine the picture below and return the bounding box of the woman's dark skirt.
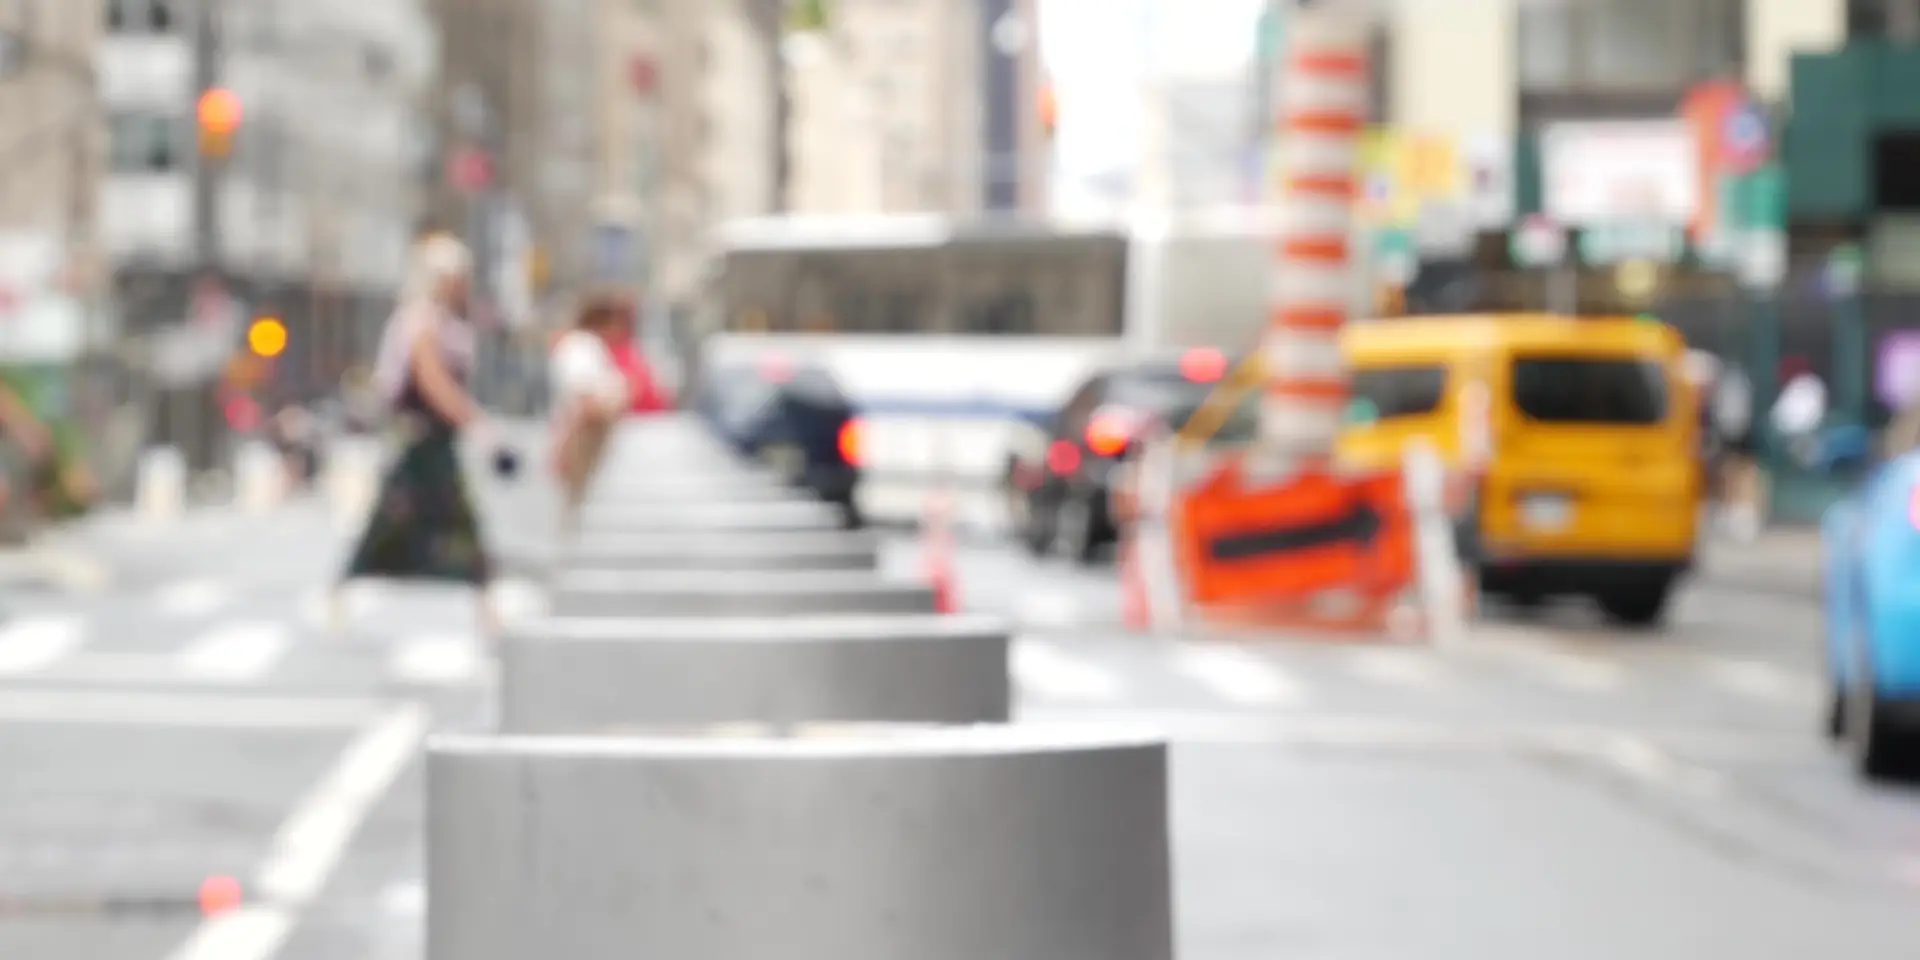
[342,423,492,586]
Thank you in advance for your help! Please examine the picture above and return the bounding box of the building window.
[1851,0,1920,40]
[108,112,186,172]
[107,0,175,34]
[1518,0,1742,93]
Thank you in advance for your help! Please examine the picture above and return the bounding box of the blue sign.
[1723,102,1770,174]
[593,223,632,282]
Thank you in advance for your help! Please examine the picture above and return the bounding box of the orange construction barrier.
[1172,454,1417,634]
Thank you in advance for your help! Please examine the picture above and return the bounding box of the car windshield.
[1511,355,1669,425]
[1107,370,1217,431]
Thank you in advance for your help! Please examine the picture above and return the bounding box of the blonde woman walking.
[333,235,501,637]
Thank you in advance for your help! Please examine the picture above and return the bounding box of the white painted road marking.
[390,633,483,685]
[177,622,293,682]
[1012,639,1123,702]
[154,578,233,618]
[489,578,548,624]
[1345,648,1446,690]
[0,615,85,676]
[1016,590,1081,629]
[1703,658,1820,704]
[170,704,428,960]
[1173,646,1304,706]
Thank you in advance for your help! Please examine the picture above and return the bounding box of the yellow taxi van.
[1338,314,1701,625]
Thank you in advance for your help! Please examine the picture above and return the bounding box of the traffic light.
[197,87,243,159]
[247,316,287,358]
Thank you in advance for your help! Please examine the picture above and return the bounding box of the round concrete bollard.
[564,529,880,572]
[498,614,1012,733]
[426,725,1174,960]
[551,570,935,618]
[581,499,842,533]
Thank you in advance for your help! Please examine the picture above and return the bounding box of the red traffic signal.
[197,88,243,158]
[197,88,243,134]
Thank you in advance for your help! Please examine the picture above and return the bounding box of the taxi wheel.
[1597,579,1672,628]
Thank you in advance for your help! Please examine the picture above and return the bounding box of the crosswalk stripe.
[1701,659,1820,704]
[1011,639,1123,702]
[154,579,232,618]
[488,579,548,625]
[177,622,293,682]
[1172,646,1304,706]
[390,634,483,686]
[1344,649,1446,689]
[0,616,85,676]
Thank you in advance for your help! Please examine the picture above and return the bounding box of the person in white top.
[549,293,633,532]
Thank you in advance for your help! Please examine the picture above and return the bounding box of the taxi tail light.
[1046,440,1081,476]
[837,418,863,465]
[1085,411,1133,458]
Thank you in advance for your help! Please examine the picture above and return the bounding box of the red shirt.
[610,338,673,414]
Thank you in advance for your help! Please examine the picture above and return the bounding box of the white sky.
[1038,0,1266,176]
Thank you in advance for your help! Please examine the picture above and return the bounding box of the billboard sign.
[1542,120,1700,227]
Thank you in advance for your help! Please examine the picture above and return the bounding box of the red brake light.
[1086,411,1132,458]
[758,354,793,383]
[1046,440,1081,476]
[838,419,863,465]
[1179,348,1226,383]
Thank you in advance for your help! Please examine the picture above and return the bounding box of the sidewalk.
[1694,527,1821,600]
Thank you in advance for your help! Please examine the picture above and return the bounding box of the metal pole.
[1834,292,1867,426]
[190,0,222,274]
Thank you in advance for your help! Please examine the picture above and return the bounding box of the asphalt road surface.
[2,468,1917,959]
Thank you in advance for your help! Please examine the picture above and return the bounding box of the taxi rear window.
[1350,365,1448,420]
[1511,356,1668,425]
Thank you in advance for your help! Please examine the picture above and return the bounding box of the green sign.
[1578,224,1684,266]
[1725,164,1786,232]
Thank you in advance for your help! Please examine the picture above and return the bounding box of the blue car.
[689,354,864,528]
[1823,451,1920,781]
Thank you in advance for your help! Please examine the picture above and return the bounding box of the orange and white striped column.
[1259,5,1371,468]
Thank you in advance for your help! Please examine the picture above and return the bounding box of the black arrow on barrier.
[1206,501,1383,562]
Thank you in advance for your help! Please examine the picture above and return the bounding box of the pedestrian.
[331,234,501,639]
[549,291,632,535]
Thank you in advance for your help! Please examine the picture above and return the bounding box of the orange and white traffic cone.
[923,490,959,614]
[1120,533,1151,631]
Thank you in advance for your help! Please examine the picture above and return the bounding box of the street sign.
[448,147,494,195]
[1510,215,1566,267]
[1722,101,1771,176]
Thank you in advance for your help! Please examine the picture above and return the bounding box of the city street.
[1,468,1918,959]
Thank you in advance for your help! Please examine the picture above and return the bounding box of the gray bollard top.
[507,613,1009,643]
[430,722,1168,758]
[554,569,912,595]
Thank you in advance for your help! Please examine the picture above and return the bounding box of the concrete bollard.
[324,435,384,530]
[498,614,1012,733]
[134,446,187,521]
[579,499,842,533]
[563,529,880,572]
[551,570,936,618]
[233,440,286,514]
[427,726,1174,960]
